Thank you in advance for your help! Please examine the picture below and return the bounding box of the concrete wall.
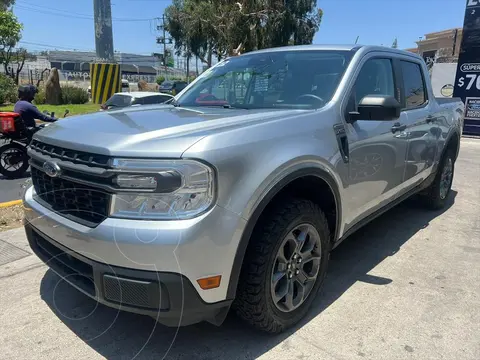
[430,63,457,98]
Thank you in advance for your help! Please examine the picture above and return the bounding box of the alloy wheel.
[270,223,322,313]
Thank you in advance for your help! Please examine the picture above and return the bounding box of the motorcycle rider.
[13,85,57,128]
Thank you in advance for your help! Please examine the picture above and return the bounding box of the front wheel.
[234,198,330,333]
[0,142,29,179]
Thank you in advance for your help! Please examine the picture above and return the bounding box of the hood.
[34,105,309,158]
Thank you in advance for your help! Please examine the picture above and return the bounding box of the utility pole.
[91,0,119,105]
[162,14,167,78]
[93,0,114,61]
[156,15,171,79]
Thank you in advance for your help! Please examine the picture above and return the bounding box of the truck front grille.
[31,167,110,226]
[30,139,110,168]
[29,139,113,227]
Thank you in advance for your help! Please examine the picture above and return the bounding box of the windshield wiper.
[222,103,249,110]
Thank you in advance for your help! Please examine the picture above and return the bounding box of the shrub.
[0,74,17,105]
[34,87,46,104]
[60,85,89,104]
[156,75,165,85]
[138,80,148,91]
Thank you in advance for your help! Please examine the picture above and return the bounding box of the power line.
[16,1,93,18]
[14,3,154,22]
[19,41,94,52]
[19,42,157,57]
[15,5,92,20]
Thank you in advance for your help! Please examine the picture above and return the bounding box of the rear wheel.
[0,142,29,179]
[422,150,455,210]
[234,198,330,333]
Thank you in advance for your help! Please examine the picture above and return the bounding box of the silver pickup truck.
[23,45,464,334]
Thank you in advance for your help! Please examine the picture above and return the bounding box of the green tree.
[165,0,323,68]
[0,11,31,84]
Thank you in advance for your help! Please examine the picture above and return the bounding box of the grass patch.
[0,103,99,116]
[0,204,23,231]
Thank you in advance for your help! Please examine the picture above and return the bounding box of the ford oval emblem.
[43,161,61,178]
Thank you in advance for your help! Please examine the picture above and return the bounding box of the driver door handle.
[426,115,436,124]
[391,122,407,133]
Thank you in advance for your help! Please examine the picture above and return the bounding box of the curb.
[0,199,23,208]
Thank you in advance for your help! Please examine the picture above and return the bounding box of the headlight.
[109,159,215,220]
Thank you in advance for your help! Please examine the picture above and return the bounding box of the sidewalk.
[0,139,479,360]
[0,227,43,278]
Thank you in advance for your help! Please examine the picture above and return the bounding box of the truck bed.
[436,97,463,105]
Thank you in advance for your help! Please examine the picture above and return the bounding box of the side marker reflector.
[197,275,221,290]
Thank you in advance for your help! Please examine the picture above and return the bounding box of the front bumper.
[25,224,231,326]
[23,185,247,305]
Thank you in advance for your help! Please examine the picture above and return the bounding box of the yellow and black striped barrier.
[90,63,121,104]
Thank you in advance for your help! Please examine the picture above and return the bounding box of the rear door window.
[158,95,173,103]
[142,95,169,105]
[105,94,133,108]
[131,97,143,105]
[400,61,427,109]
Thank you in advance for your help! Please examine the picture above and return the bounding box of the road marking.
[0,200,22,208]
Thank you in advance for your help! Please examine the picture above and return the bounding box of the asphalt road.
[0,138,479,360]
[0,173,30,203]
[0,138,30,203]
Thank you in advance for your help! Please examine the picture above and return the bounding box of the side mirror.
[348,95,401,123]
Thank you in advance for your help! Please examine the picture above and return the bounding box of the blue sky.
[13,0,467,57]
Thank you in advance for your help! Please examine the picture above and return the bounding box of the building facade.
[3,50,187,85]
[406,28,463,64]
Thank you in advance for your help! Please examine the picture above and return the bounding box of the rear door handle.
[391,123,407,133]
[426,115,436,123]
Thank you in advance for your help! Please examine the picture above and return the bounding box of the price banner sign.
[453,0,480,132]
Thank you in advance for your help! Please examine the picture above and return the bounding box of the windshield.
[105,94,133,107]
[176,50,353,109]
[160,81,174,90]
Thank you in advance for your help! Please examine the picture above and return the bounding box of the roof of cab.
[244,44,422,60]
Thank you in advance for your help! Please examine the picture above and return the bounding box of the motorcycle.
[0,109,69,179]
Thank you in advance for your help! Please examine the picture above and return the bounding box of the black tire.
[0,142,29,179]
[234,198,330,333]
[422,150,455,210]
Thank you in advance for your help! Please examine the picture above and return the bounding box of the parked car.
[23,45,463,334]
[121,79,130,93]
[100,91,173,110]
[159,80,188,95]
